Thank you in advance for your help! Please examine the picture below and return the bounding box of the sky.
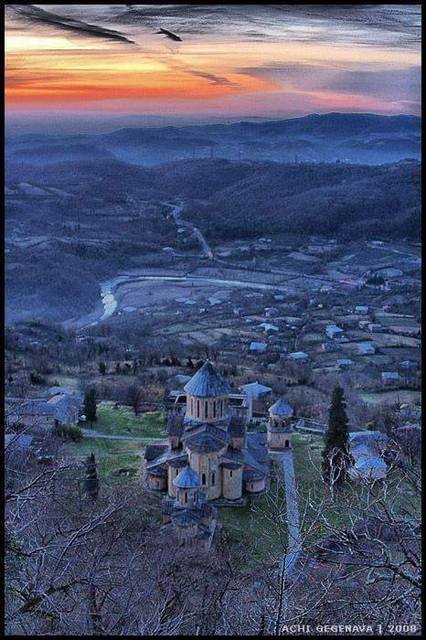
[5,3,422,129]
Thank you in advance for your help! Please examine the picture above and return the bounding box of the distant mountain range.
[7,112,421,166]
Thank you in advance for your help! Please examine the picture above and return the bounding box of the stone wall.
[147,473,167,491]
[189,451,223,500]
[222,466,243,500]
[245,477,266,493]
[169,435,180,449]
[175,523,198,546]
[267,431,292,450]
[176,487,197,507]
[168,465,180,497]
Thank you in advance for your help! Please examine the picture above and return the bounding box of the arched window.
[184,491,188,503]
[211,472,215,486]
[285,440,289,448]
[202,473,206,485]
[205,401,208,419]
[230,470,233,478]
[213,401,216,418]
[190,398,193,415]
[197,400,200,418]
[175,468,179,476]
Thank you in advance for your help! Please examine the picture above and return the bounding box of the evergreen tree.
[84,387,97,424]
[322,384,350,493]
[84,453,99,501]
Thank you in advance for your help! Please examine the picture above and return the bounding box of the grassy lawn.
[220,468,287,566]
[292,433,352,543]
[292,432,421,545]
[219,434,354,564]
[63,437,143,456]
[88,403,166,438]
[61,438,144,492]
[60,404,165,493]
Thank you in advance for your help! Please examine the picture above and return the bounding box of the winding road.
[166,200,213,259]
[68,198,348,331]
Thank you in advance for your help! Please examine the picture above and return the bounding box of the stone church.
[146,361,270,501]
[145,360,295,546]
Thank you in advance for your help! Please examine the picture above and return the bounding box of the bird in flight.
[155,27,182,42]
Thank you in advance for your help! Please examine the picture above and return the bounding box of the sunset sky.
[5,3,421,127]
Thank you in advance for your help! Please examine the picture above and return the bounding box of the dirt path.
[279,449,302,575]
[81,429,163,443]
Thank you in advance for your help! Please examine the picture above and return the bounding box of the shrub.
[56,423,82,442]
[30,372,46,385]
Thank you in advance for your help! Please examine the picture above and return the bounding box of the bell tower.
[267,399,294,450]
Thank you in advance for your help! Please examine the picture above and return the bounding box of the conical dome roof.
[184,361,231,398]
[269,398,294,418]
[173,465,201,488]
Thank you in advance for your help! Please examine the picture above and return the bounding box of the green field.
[292,432,420,543]
[219,434,346,563]
[62,437,143,491]
[292,433,353,541]
[220,473,287,566]
[63,437,143,456]
[88,403,166,438]
[61,403,165,490]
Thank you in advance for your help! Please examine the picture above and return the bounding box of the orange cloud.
[5,48,276,106]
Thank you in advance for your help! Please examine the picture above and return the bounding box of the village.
[5,151,422,635]
[5,226,421,564]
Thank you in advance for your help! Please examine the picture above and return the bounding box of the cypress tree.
[84,387,97,424]
[322,384,350,492]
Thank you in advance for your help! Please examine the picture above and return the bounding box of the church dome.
[173,465,201,489]
[184,361,231,398]
[269,399,294,418]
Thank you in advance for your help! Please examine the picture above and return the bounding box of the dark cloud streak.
[8,4,136,44]
[186,69,237,87]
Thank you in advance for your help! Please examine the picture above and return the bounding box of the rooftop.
[173,465,201,489]
[249,341,268,352]
[337,359,354,366]
[269,398,294,418]
[357,342,375,353]
[184,428,228,453]
[184,361,231,398]
[241,381,272,398]
[171,508,202,528]
[288,351,309,360]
